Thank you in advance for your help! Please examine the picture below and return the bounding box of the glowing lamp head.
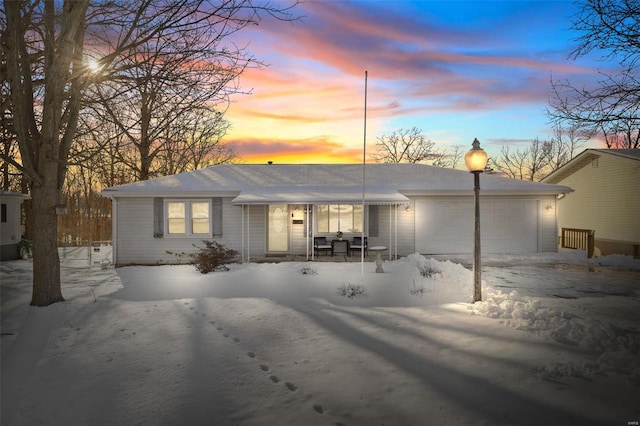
[465,138,488,173]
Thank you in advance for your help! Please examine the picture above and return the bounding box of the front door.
[268,204,289,252]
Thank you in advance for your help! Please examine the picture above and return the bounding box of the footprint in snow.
[247,352,255,358]
[313,404,324,414]
[285,382,297,392]
[270,375,280,383]
[223,333,229,338]
[233,337,240,342]
[217,327,223,331]
[260,364,269,372]
[189,307,195,311]
[209,321,216,325]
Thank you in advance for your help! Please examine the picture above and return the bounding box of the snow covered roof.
[0,190,30,200]
[101,163,572,203]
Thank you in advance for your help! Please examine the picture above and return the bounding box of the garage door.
[415,198,539,254]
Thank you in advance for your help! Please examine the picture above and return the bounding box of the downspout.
[241,205,245,263]
[111,197,118,266]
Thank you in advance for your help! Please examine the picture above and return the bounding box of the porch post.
[389,205,392,260]
[241,205,245,263]
[246,205,250,262]
[394,204,398,260]
[306,204,310,261]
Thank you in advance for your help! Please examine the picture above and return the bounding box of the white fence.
[58,243,113,267]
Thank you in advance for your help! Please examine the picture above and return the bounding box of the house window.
[1,204,6,223]
[316,204,363,233]
[165,200,211,236]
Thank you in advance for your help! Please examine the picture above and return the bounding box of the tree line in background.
[372,122,590,183]
[0,0,638,306]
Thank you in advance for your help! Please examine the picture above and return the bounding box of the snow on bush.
[404,253,471,292]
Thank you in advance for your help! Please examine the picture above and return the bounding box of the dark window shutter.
[153,198,163,238]
[368,205,379,237]
[212,197,223,236]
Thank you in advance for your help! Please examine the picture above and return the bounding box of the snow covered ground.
[1,251,639,425]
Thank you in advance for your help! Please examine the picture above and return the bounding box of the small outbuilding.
[543,149,640,257]
[0,190,29,261]
[101,163,572,266]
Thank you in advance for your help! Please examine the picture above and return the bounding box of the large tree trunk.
[30,181,63,306]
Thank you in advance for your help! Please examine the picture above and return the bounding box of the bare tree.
[431,145,464,169]
[548,0,640,149]
[493,138,554,181]
[372,127,439,164]
[1,0,299,306]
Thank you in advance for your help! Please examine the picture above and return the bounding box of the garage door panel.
[416,199,538,254]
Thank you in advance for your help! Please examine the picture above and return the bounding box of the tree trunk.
[29,182,63,306]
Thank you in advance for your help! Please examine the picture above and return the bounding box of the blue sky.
[224,0,607,165]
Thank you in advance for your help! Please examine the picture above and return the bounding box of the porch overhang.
[231,188,409,205]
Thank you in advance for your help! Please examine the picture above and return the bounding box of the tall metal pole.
[472,171,482,302]
[361,71,368,275]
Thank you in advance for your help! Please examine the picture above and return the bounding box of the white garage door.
[415,198,539,254]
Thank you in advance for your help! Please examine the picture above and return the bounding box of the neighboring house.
[0,190,29,261]
[101,163,572,266]
[543,149,640,258]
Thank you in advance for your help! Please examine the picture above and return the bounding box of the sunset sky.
[224,0,608,166]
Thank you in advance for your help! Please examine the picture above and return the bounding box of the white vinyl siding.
[414,196,554,254]
[114,197,243,265]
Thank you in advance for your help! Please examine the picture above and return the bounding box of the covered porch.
[232,188,411,263]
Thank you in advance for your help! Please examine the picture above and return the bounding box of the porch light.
[465,138,488,303]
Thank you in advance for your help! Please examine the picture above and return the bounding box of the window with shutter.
[161,199,217,237]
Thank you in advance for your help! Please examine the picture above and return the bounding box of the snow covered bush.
[337,283,367,298]
[298,266,318,275]
[193,241,239,274]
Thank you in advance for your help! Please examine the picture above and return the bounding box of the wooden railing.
[561,228,595,258]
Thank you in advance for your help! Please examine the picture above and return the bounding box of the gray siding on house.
[370,204,415,258]
[113,194,559,265]
[115,197,246,265]
[538,196,558,252]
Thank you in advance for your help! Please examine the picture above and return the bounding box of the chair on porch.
[314,237,332,256]
[350,236,368,256]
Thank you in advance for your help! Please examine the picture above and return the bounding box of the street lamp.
[465,138,488,303]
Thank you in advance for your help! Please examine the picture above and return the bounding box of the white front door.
[268,204,289,252]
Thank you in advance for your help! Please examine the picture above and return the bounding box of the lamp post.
[465,138,488,303]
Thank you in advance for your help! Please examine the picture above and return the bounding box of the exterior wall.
[114,197,246,265]
[0,195,24,261]
[113,194,560,265]
[370,204,415,258]
[242,204,267,261]
[413,195,558,255]
[538,196,559,252]
[554,154,640,255]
